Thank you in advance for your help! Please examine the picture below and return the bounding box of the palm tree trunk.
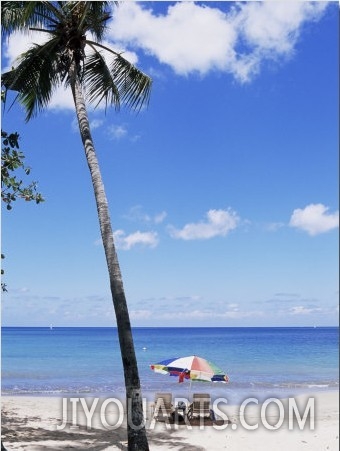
[70,67,149,451]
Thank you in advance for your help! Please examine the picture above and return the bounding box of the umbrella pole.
[187,378,192,401]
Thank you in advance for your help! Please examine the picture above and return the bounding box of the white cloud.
[289,203,339,236]
[157,308,264,321]
[110,2,237,76]
[113,229,159,250]
[107,124,128,140]
[234,2,326,54]
[130,309,152,320]
[125,205,167,224]
[169,208,239,240]
[90,119,104,130]
[109,2,328,81]
[265,222,285,232]
[2,2,328,111]
[49,86,76,110]
[2,30,48,69]
[154,211,167,224]
[289,305,323,315]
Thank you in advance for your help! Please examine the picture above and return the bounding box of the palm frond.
[75,2,112,40]
[83,47,120,109]
[2,1,152,117]
[84,40,152,112]
[38,1,64,24]
[2,39,62,121]
[111,53,152,112]
[1,1,28,36]
[1,1,61,37]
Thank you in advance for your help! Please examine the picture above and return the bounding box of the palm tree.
[1,2,152,449]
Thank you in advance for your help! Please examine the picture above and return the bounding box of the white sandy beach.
[1,391,339,450]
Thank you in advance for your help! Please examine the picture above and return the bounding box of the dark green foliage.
[1,86,44,293]
[1,128,44,291]
[1,129,44,209]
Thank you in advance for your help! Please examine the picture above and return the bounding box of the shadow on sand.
[1,409,209,451]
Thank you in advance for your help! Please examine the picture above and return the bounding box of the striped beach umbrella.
[150,355,229,384]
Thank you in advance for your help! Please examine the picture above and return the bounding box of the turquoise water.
[1,327,338,404]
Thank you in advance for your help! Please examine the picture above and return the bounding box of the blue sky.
[1,1,339,327]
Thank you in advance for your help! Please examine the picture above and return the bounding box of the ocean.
[1,327,338,405]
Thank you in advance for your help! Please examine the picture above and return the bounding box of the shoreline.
[2,384,338,402]
[1,390,338,450]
